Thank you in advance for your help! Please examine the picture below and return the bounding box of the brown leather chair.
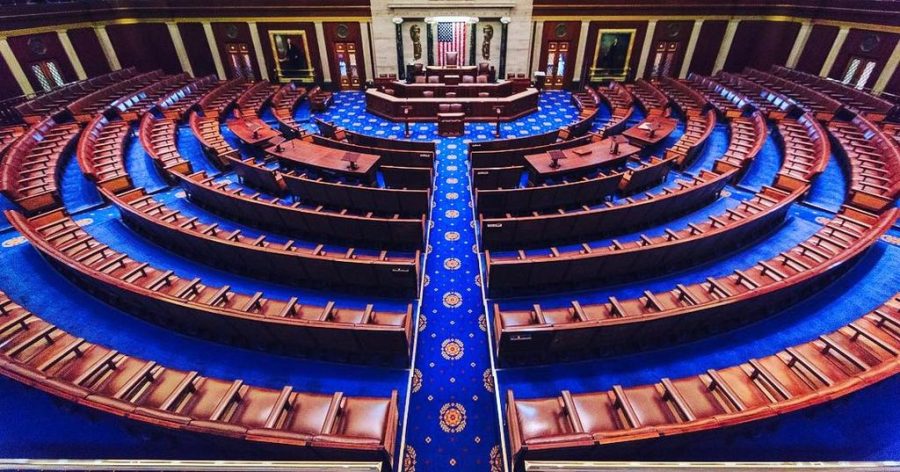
[445,51,459,67]
[427,76,440,84]
[478,92,490,98]
[446,92,457,98]
[422,91,434,98]
[476,75,489,83]
[414,76,426,84]
[461,75,475,84]
[438,104,451,113]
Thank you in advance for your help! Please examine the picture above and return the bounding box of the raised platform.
[365,87,540,122]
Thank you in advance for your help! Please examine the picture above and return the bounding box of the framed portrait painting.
[590,29,636,82]
[269,30,315,83]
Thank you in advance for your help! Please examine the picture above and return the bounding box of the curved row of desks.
[0,290,399,469]
[506,294,900,469]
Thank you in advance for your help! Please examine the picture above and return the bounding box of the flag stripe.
[436,22,467,66]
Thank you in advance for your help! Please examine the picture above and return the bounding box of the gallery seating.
[76,114,132,194]
[271,83,308,136]
[138,114,194,179]
[654,76,710,115]
[108,73,193,122]
[0,116,80,214]
[154,74,219,121]
[479,168,729,250]
[686,74,754,119]
[6,208,415,360]
[485,181,803,293]
[743,68,844,121]
[189,111,239,167]
[197,79,251,119]
[104,187,421,295]
[14,68,137,123]
[0,124,25,158]
[506,294,900,469]
[772,113,830,191]
[67,70,165,123]
[175,171,426,249]
[828,114,900,212]
[594,81,636,137]
[493,205,897,360]
[883,122,900,146]
[628,79,671,116]
[282,172,430,216]
[770,65,897,122]
[716,72,800,121]
[0,290,399,468]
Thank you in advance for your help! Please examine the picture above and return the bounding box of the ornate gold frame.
[268,29,315,83]
[589,28,637,82]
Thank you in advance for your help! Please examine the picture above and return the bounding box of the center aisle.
[315,91,580,471]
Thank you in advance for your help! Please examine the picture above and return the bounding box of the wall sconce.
[500,17,511,25]
[392,17,404,25]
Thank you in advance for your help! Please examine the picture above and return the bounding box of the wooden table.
[227,119,282,146]
[266,138,380,183]
[622,116,678,147]
[366,88,539,122]
[524,136,641,179]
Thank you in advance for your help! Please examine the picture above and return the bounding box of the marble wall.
[369,0,533,77]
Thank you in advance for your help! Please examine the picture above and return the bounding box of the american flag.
[437,22,467,66]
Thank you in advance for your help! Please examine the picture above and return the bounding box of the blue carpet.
[494,203,826,308]
[740,124,783,191]
[60,148,103,212]
[176,126,219,175]
[497,241,900,460]
[314,91,583,471]
[0,89,897,469]
[125,126,169,193]
[0,226,409,456]
[807,147,849,212]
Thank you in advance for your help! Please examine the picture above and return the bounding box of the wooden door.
[333,42,361,89]
[649,41,679,78]
[545,41,570,90]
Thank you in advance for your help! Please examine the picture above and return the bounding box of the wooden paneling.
[538,21,582,88]
[723,20,801,72]
[211,22,260,79]
[323,21,365,86]
[686,20,726,75]
[0,58,22,100]
[178,22,217,77]
[107,23,182,74]
[582,20,648,83]
[67,27,110,77]
[641,20,695,79]
[795,24,839,74]
[7,32,78,90]
[256,22,322,83]
[827,28,899,84]
[532,0,900,27]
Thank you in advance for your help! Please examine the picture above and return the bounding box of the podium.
[438,103,465,137]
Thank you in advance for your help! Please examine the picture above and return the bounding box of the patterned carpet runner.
[315,91,580,472]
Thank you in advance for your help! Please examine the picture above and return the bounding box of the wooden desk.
[366,88,539,122]
[266,138,380,183]
[524,136,640,178]
[622,116,678,147]
[227,119,281,146]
